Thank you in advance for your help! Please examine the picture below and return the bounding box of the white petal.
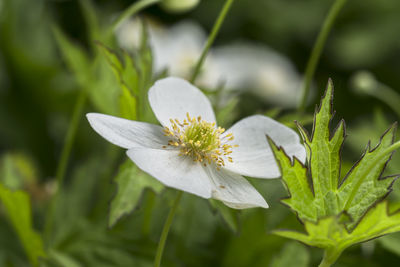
[148,77,216,127]
[86,113,168,149]
[126,148,212,198]
[205,166,268,209]
[223,115,306,178]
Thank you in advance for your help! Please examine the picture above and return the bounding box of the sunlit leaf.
[0,183,45,266]
[274,202,400,256]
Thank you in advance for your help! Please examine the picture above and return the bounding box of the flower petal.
[148,77,216,127]
[126,148,212,198]
[205,166,268,209]
[223,115,306,178]
[86,113,168,149]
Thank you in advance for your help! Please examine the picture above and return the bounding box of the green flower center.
[163,113,237,168]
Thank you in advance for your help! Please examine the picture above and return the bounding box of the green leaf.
[272,79,396,227]
[97,43,139,120]
[296,79,345,217]
[338,125,397,229]
[109,160,163,227]
[269,140,317,222]
[271,79,400,265]
[274,201,400,255]
[0,183,46,266]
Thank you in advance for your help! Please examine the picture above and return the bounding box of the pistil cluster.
[163,113,237,168]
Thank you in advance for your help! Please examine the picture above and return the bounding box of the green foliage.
[96,44,139,120]
[274,202,400,259]
[270,242,310,267]
[52,27,91,87]
[109,160,163,227]
[271,79,400,265]
[209,199,239,233]
[0,183,45,266]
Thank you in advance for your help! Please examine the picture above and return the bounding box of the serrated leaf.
[272,79,400,265]
[297,80,344,216]
[269,140,317,222]
[274,201,400,255]
[109,160,163,227]
[272,79,397,227]
[338,124,397,229]
[0,183,45,266]
[97,43,139,120]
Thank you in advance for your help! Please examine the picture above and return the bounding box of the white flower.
[117,20,303,107]
[117,20,209,79]
[202,43,303,107]
[87,77,306,209]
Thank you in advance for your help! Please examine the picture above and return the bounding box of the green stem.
[298,0,347,112]
[153,191,183,267]
[319,248,342,267]
[190,0,235,83]
[44,85,89,244]
[110,0,161,32]
[153,1,234,264]
[142,191,156,236]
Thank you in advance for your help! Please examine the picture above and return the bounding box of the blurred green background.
[1,0,400,266]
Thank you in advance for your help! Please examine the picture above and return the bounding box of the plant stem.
[44,84,88,244]
[142,191,156,236]
[153,1,234,265]
[111,0,161,32]
[298,0,347,112]
[190,0,235,83]
[153,191,183,267]
[319,248,342,267]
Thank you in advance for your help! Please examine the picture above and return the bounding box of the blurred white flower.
[87,77,306,209]
[117,20,302,107]
[117,20,208,79]
[203,43,302,107]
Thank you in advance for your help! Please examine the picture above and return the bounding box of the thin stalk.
[190,0,235,83]
[319,248,342,267]
[153,1,234,265]
[44,85,88,244]
[111,0,161,32]
[153,191,183,267]
[142,191,156,236]
[298,0,347,112]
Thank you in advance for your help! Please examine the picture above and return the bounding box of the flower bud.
[351,71,378,95]
[160,0,200,13]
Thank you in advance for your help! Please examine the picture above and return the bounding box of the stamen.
[162,113,238,169]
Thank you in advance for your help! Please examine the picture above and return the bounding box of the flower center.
[162,113,237,168]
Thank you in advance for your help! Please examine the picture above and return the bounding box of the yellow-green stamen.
[163,113,237,168]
